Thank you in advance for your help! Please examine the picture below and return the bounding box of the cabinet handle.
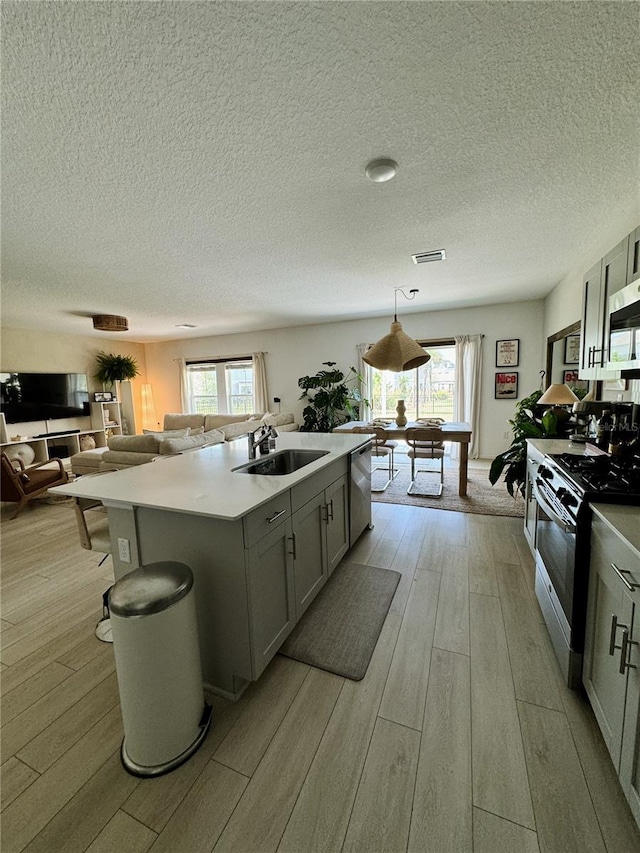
[267,509,286,524]
[611,562,640,592]
[327,499,334,521]
[288,533,297,559]
[619,629,638,675]
[609,614,625,656]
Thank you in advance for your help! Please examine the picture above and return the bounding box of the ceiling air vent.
[411,249,446,264]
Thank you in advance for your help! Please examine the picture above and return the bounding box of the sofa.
[70,412,299,474]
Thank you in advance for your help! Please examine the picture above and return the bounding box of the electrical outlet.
[118,537,131,563]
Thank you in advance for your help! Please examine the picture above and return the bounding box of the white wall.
[144,299,545,460]
[0,328,148,433]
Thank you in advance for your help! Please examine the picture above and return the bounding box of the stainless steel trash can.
[109,561,211,777]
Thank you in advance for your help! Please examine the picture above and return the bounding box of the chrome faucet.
[247,425,269,459]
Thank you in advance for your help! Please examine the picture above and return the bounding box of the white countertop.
[590,504,640,560]
[526,437,605,461]
[50,432,370,520]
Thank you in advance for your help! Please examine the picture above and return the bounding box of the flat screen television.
[0,372,90,423]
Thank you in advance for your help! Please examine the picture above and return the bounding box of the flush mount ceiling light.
[363,288,430,372]
[92,314,128,332]
[412,249,446,264]
[365,158,398,183]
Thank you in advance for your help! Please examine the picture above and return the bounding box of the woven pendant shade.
[92,314,129,332]
[363,321,431,371]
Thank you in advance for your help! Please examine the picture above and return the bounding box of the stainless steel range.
[533,451,640,688]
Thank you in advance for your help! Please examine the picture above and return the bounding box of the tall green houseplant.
[489,390,558,498]
[298,362,365,432]
[94,351,140,387]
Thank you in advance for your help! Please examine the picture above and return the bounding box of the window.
[369,343,456,420]
[185,359,254,416]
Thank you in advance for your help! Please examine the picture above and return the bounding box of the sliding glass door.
[369,344,456,420]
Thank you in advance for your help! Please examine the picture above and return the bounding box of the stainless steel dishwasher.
[349,441,372,546]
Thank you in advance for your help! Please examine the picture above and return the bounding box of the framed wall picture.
[564,334,580,364]
[495,372,518,399]
[93,391,114,403]
[496,339,519,367]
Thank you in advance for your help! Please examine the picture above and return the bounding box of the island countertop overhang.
[50,431,371,521]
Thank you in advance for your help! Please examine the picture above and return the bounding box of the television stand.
[33,429,81,438]
[0,403,122,466]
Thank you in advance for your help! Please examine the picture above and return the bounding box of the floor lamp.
[141,384,158,431]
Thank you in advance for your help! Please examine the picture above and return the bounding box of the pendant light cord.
[394,287,419,321]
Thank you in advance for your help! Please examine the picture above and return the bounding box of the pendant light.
[363,288,430,371]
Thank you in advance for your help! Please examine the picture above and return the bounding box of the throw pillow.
[158,434,208,454]
[4,443,36,467]
[202,428,225,445]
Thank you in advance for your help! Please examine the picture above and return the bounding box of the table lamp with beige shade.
[538,383,580,423]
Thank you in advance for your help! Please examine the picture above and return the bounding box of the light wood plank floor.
[2,497,640,853]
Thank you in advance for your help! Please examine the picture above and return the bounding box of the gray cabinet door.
[246,518,295,679]
[627,225,640,286]
[580,260,603,377]
[325,474,349,575]
[601,236,630,371]
[583,516,635,768]
[618,558,640,826]
[292,491,327,617]
[580,238,628,379]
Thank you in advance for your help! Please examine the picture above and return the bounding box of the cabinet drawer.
[592,516,640,586]
[243,493,292,547]
[291,457,348,512]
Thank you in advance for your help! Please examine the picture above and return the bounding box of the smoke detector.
[365,158,398,183]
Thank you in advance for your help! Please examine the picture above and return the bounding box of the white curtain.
[178,358,190,412]
[357,343,372,422]
[252,352,269,413]
[453,334,483,459]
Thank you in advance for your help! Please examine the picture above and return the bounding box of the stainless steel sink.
[233,449,329,475]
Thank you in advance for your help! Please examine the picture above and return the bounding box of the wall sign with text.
[496,339,519,367]
[564,334,580,364]
[495,372,518,399]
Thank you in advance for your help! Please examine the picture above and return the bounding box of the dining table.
[333,420,473,497]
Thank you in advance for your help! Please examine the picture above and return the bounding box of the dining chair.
[405,426,446,497]
[72,469,118,642]
[353,426,398,492]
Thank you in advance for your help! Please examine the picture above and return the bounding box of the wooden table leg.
[458,441,469,497]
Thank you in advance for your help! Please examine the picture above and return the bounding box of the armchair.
[1,452,69,519]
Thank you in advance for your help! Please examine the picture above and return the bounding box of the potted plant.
[298,362,366,432]
[489,390,558,498]
[94,351,140,394]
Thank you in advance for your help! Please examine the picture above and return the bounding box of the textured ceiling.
[2,1,639,342]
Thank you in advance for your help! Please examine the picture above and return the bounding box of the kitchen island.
[52,432,371,698]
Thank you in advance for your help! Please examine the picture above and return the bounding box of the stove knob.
[560,492,578,508]
[539,466,553,480]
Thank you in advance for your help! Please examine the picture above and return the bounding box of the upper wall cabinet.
[627,225,640,286]
[579,235,630,380]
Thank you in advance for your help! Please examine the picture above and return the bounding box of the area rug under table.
[371,463,524,517]
[279,561,400,681]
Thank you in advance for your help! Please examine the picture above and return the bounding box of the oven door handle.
[533,479,577,535]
